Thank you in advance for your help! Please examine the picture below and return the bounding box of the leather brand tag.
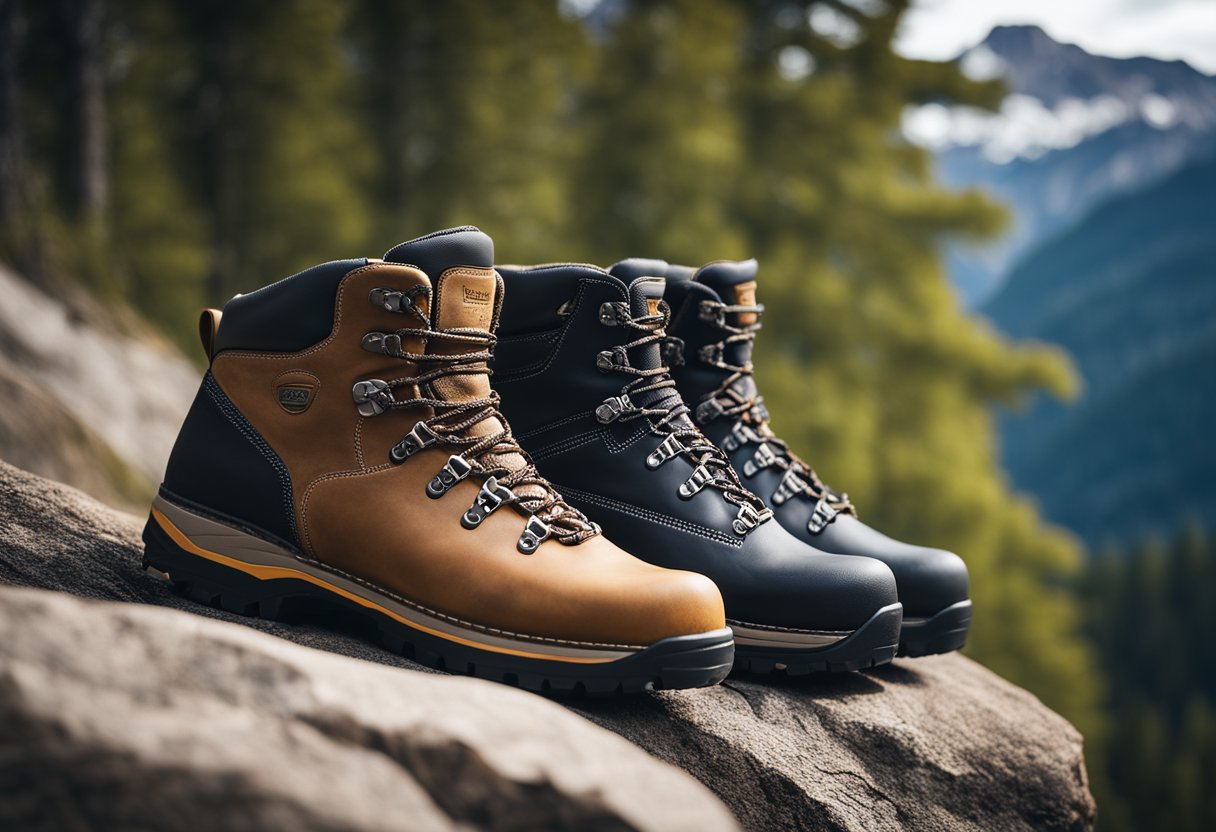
[734,281,758,325]
[276,384,316,413]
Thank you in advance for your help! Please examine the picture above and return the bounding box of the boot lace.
[595,297,772,536]
[352,283,599,553]
[686,297,856,532]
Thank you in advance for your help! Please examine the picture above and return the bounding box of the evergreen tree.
[1083,529,1216,831]
[349,0,589,262]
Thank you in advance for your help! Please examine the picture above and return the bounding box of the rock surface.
[0,460,1097,831]
[0,585,735,832]
[0,264,199,507]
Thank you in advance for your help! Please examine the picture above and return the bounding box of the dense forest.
[0,1,1209,827]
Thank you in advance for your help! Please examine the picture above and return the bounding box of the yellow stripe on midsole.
[150,506,621,665]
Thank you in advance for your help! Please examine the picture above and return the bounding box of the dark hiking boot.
[657,257,972,657]
[142,227,734,694]
[490,261,902,674]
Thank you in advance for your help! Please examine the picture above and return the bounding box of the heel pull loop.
[198,309,223,364]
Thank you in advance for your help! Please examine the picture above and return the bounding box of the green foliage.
[1083,529,1216,831]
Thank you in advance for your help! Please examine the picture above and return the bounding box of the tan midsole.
[729,621,848,649]
[151,496,637,664]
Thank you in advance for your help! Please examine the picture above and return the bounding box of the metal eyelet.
[698,301,726,326]
[731,503,771,536]
[596,346,629,372]
[807,498,840,534]
[389,421,439,463]
[369,286,429,314]
[772,468,807,506]
[595,393,634,424]
[646,434,684,469]
[426,454,473,498]
[698,343,724,365]
[678,464,716,499]
[461,476,516,529]
[599,302,629,326]
[361,332,404,357]
[352,379,392,417]
[720,422,760,453]
[694,397,725,425]
[517,515,551,554]
[742,443,777,477]
[662,336,685,367]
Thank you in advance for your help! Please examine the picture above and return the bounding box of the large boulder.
[0,264,200,509]
[0,461,1096,831]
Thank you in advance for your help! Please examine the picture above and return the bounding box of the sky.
[894,0,1216,74]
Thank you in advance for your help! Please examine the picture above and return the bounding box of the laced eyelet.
[742,443,777,477]
[598,302,629,326]
[596,346,629,372]
[662,336,685,366]
[772,468,807,506]
[595,393,635,424]
[698,343,724,365]
[426,454,473,498]
[807,498,840,534]
[678,464,716,499]
[461,476,516,529]
[389,421,439,463]
[721,422,761,453]
[646,434,684,469]
[731,503,771,536]
[694,397,725,425]
[361,332,403,357]
[352,379,392,417]
[369,285,428,314]
[517,515,551,554]
[698,300,726,326]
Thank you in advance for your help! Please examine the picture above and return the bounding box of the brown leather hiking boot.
[142,227,732,694]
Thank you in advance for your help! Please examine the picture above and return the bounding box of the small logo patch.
[463,286,492,306]
[277,384,315,413]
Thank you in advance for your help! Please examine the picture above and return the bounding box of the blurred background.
[0,0,1212,827]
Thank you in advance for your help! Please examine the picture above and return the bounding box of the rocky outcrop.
[0,265,199,508]
[0,585,736,832]
[0,460,1097,832]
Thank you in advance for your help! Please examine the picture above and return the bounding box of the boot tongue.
[694,259,760,325]
[606,261,691,425]
[693,259,761,410]
[383,226,505,439]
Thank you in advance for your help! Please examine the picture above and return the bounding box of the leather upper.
[169,229,727,647]
[665,259,970,619]
[491,264,898,632]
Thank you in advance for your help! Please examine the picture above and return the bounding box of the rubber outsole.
[732,602,903,674]
[898,599,972,658]
[141,510,734,696]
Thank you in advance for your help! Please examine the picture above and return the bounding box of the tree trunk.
[0,0,26,224]
[66,0,107,224]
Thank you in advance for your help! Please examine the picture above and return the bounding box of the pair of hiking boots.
[144,227,971,694]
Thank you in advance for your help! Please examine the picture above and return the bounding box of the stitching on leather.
[495,275,621,382]
[604,421,652,454]
[529,430,602,462]
[299,465,391,554]
[554,483,741,547]
[516,409,596,442]
[203,372,297,544]
[218,262,423,363]
[292,553,644,651]
[727,619,851,636]
[353,417,366,470]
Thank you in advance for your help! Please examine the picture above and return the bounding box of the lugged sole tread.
[733,603,903,675]
[898,599,972,658]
